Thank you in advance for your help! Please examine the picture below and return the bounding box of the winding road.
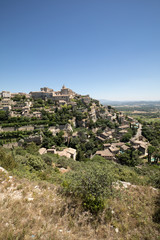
[131,123,142,141]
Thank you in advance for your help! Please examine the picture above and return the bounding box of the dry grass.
[0,169,159,240]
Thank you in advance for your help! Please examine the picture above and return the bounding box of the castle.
[29,85,76,102]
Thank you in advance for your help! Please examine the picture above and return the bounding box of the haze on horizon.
[0,0,160,101]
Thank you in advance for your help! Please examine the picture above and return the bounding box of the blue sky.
[0,0,160,101]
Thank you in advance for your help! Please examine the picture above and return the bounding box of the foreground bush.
[16,153,46,171]
[63,162,114,214]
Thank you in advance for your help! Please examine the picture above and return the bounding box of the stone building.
[0,91,11,99]
[95,149,114,160]
[30,85,76,102]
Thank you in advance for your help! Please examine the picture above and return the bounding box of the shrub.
[15,147,26,156]
[16,153,46,171]
[153,193,160,224]
[0,147,16,170]
[63,163,113,214]
[150,171,160,189]
[57,157,68,168]
[25,142,39,155]
[42,154,53,166]
[25,154,46,170]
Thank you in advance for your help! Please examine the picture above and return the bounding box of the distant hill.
[99,99,160,106]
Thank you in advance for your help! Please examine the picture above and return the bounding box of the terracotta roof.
[66,148,76,155]
[109,146,119,153]
[56,148,76,159]
[103,143,111,147]
[118,125,129,129]
[96,149,113,157]
[112,142,124,147]
[121,145,130,151]
[97,136,105,141]
[57,151,71,158]
[131,140,148,147]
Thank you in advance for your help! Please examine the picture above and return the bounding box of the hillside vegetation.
[0,146,159,240]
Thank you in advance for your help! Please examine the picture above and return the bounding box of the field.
[112,102,160,123]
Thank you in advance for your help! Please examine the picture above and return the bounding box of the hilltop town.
[0,86,159,240]
[0,85,150,164]
[1,1,160,239]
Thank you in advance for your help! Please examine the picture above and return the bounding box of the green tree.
[121,129,133,142]
[153,150,160,164]
[76,150,85,161]
[148,146,156,163]
[0,110,9,121]
[118,149,140,167]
